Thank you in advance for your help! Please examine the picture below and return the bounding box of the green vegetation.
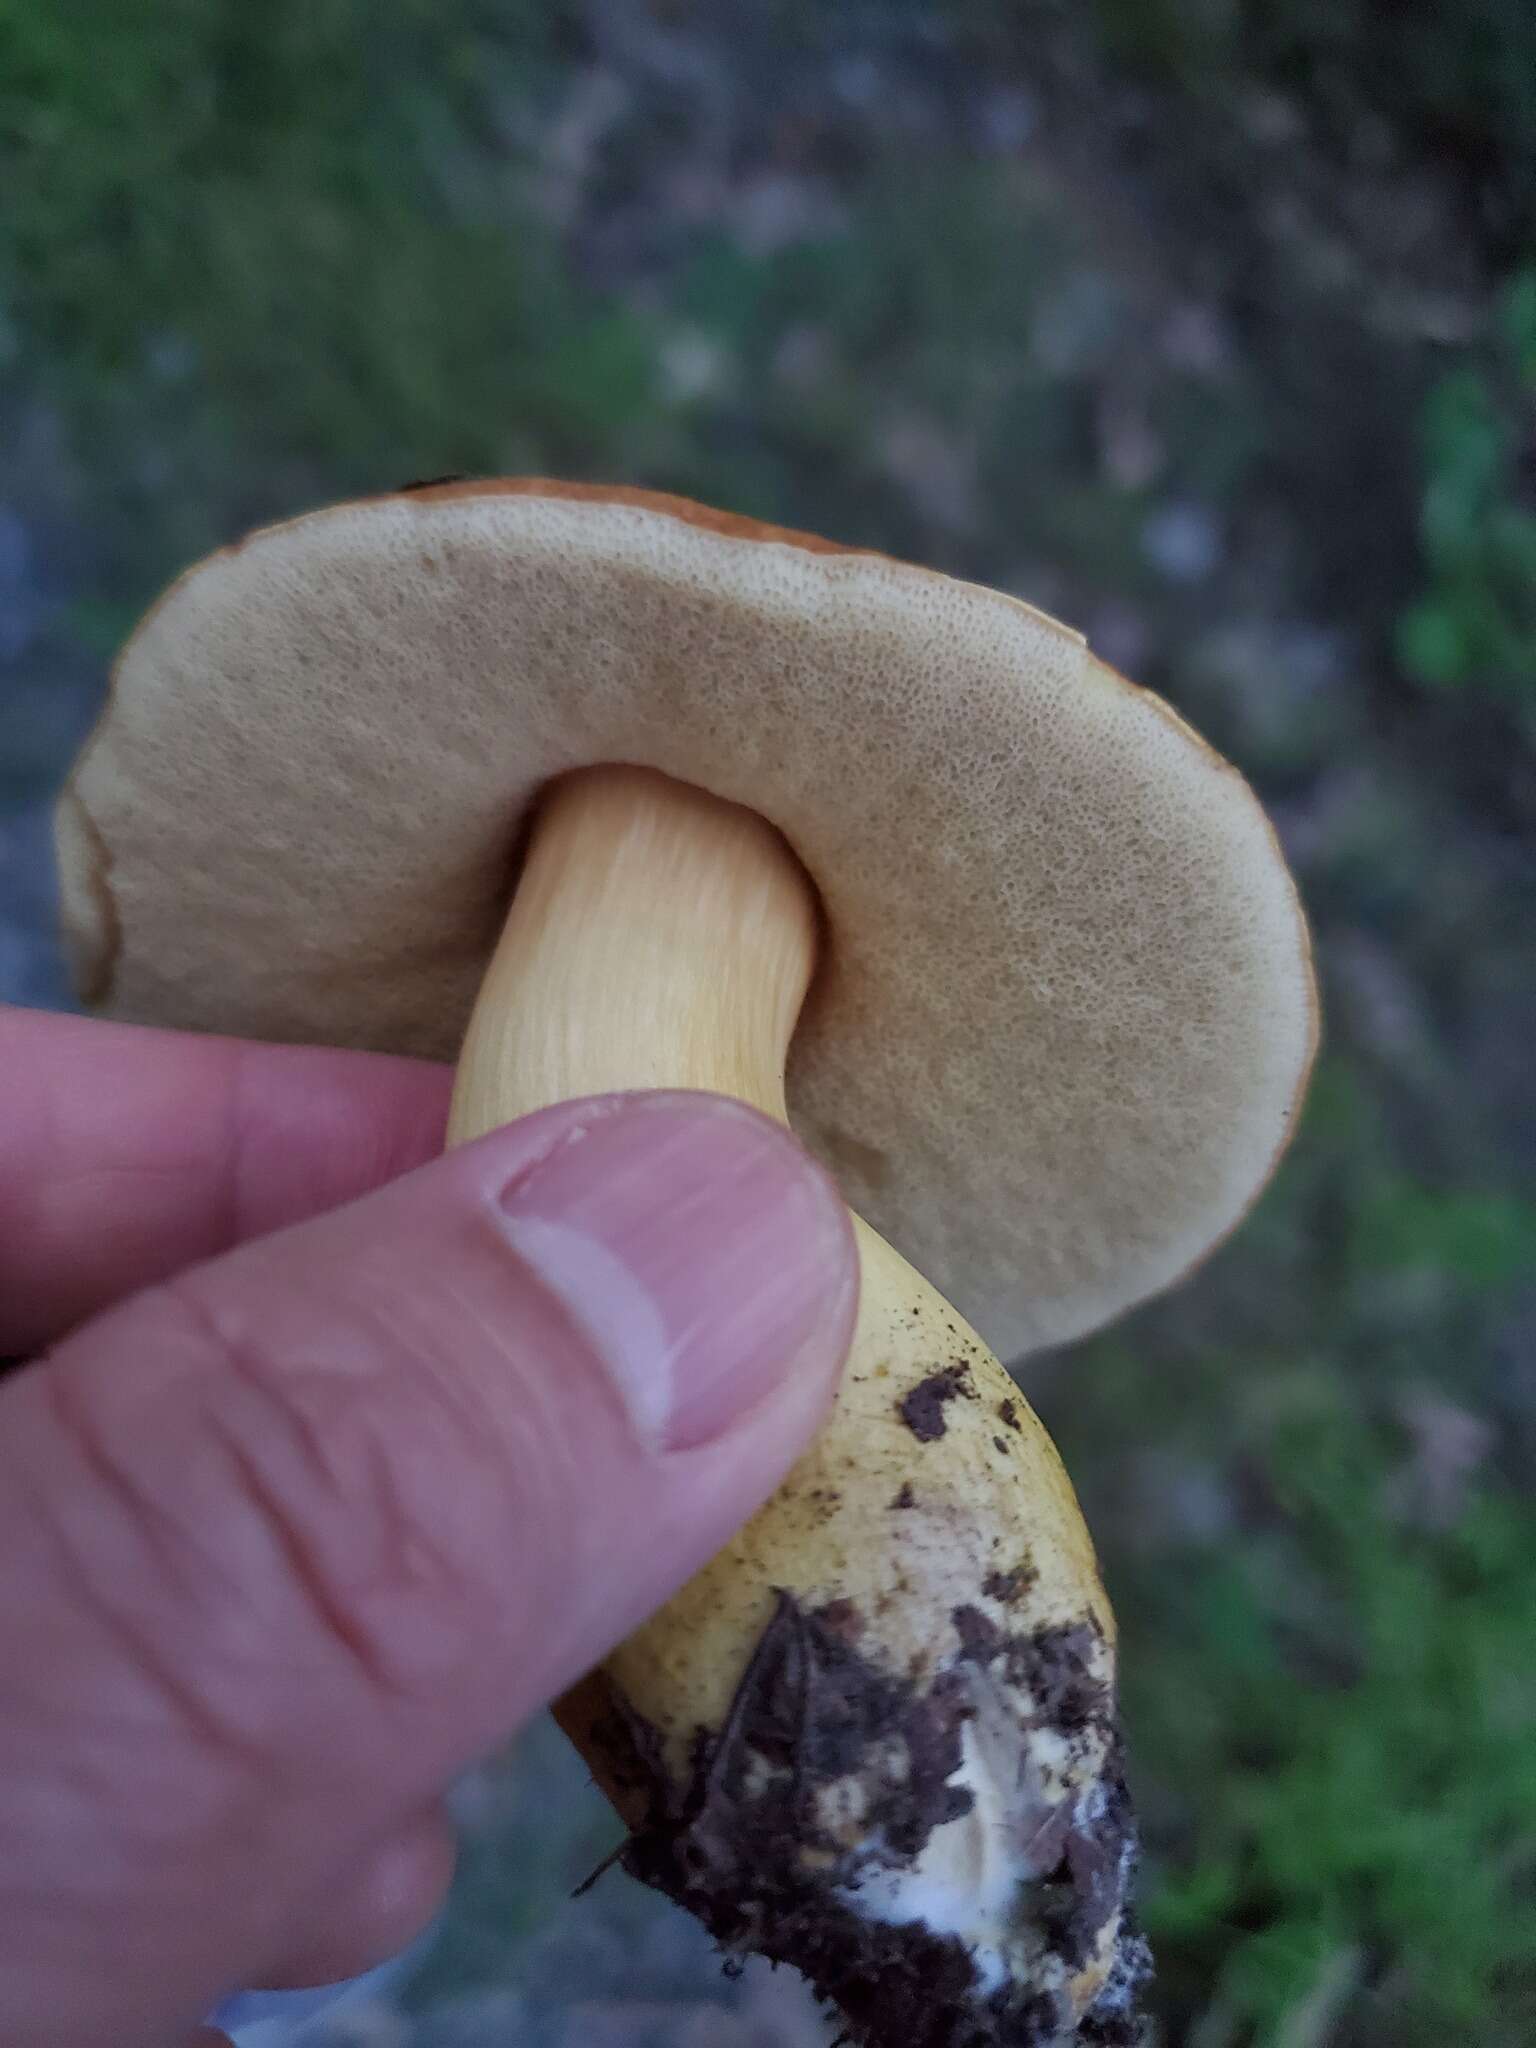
[0,1,651,586]
[1134,1402,1536,2047]
[1399,273,1536,735]
[3,4,1533,2042]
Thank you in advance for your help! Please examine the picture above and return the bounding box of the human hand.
[0,1005,858,2048]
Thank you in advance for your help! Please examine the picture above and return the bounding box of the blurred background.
[3,4,1534,2044]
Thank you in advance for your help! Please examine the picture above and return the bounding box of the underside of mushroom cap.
[57,479,1316,1356]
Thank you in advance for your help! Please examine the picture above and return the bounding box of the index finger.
[0,1006,451,1355]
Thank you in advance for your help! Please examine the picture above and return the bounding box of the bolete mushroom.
[56,480,1317,2047]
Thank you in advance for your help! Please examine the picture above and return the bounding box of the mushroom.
[56,480,1317,2047]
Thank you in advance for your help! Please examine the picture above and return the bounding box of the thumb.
[0,1090,857,2048]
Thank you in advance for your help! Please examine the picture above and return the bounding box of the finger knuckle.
[142,1275,531,1708]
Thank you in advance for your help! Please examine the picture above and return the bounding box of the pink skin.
[0,1007,456,1358]
[0,1007,858,2048]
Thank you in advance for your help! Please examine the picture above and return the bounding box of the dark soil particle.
[950,1607,1111,1734]
[595,1592,1150,2048]
[951,1602,1005,1663]
[998,1399,1023,1432]
[891,1481,918,1511]
[897,1364,975,1442]
[982,1564,1037,1605]
[818,1598,867,1643]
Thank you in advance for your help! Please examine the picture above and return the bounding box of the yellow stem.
[447,766,818,1143]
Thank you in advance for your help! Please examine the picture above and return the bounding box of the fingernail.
[498,1096,854,1452]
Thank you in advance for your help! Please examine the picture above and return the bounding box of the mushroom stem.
[447,765,816,1141]
[445,766,1148,2048]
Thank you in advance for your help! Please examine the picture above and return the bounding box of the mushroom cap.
[56,480,1317,1356]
